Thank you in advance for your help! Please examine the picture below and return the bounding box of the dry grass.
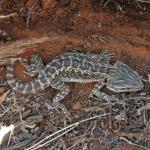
[0,84,149,149]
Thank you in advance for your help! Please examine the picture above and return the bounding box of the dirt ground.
[0,0,149,150]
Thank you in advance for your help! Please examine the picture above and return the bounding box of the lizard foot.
[47,102,70,120]
[90,92,119,102]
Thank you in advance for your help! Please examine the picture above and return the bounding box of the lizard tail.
[0,80,8,86]
[6,63,46,94]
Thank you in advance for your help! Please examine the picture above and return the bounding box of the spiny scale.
[64,49,114,65]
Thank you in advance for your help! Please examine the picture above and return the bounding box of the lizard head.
[107,61,144,92]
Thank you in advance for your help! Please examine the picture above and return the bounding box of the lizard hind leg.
[48,79,70,117]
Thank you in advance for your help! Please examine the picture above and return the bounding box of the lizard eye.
[104,78,107,83]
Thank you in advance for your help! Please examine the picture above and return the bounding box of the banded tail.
[6,63,48,94]
[0,80,8,86]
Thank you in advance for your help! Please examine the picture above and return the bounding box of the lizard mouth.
[108,61,144,92]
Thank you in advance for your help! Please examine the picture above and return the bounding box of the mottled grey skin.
[6,51,144,105]
[63,50,114,64]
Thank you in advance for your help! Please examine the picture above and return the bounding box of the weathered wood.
[0,36,58,64]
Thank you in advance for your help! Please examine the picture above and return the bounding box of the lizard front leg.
[91,79,118,102]
[48,79,70,117]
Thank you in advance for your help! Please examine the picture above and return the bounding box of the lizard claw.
[103,95,119,102]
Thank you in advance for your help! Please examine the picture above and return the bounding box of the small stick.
[137,0,150,3]
[120,137,150,150]
[0,13,17,19]
[26,0,39,28]
[103,0,111,8]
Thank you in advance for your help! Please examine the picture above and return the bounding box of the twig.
[135,0,142,8]
[26,123,78,150]
[26,0,39,28]
[31,124,77,150]
[67,122,94,150]
[25,113,109,150]
[0,13,17,19]
[137,0,150,3]
[0,90,10,105]
[0,105,13,118]
[120,137,150,150]
[103,0,112,8]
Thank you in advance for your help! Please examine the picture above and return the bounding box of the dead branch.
[0,13,17,19]
[0,35,58,64]
[137,0,150,3]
